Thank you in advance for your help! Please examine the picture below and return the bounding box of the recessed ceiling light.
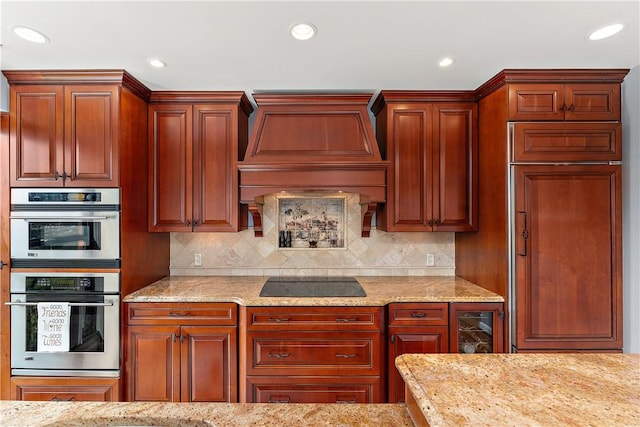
[438,57,455,67]
[588,23,624,41]
[149,58,167,68]
[290,22,317,40]
[13,26,49,43]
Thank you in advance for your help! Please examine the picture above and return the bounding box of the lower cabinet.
[125,303,237,402]
[11,376,120,401]
[387,303,449,403]
[240,306,385,403]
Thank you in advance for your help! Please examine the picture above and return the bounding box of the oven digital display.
[28,192,102,202]
[25,276,104,292]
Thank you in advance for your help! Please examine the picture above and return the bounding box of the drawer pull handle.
[50,396,75,401]
[336,317,357,322]
[168,312,190,317]
[410,312,427,318]
[268,351,291,358]
[268,397,291,403]
[268,317,290,322]
[336,399,357,404]
[336,353,357,359]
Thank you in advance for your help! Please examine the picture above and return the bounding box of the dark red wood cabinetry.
[372,93,477,232]
[5,71,150,187]
[11,377,120,401]
[387,303,448,403]
[240,306,385,403]
[125,303,237,402]
[456,69,627,352]
[148,92,253,232]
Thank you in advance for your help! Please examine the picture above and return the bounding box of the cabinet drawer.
[127,303,237,325]
[388,303,448,326]
[11,377,120,401]
[244,306,383,331]
[246,331,381,376]
[246,376,382,403]
[510,122,622,162]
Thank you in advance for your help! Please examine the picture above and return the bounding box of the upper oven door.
[10,210,120,265]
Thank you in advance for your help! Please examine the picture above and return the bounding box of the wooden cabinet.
[240,306,385,403]
[449,302,504,354]
[125,302,237,402]
[513,165,622,351]
[11,376,120,401]
[148,92,253,232]
[387,303,448,403]
[372,93,477,232]
[508,83,621,121]
[4,71,150,187]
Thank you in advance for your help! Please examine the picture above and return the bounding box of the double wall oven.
[8,188,121,377]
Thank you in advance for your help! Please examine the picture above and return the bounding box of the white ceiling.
[1,0,639,99]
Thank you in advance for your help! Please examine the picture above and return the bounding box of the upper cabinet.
[5,70,150,187]
[148,92,253,232]
[372,92,478,232]
[508,83,621,121]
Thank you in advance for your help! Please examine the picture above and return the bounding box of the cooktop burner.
[259,276,366,297]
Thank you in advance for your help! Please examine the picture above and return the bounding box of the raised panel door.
[181,325,237,402]
[126,325,180,401]
[508,84,564,120]
[513,165,622,350]
[9,85,64,186]
[388,105,432,230]
[148,104,193,231]
[432,104,477,231]
[193,105,237,231]
[387,326,448,403]
[564,83,621,121]
[64,85,119,187]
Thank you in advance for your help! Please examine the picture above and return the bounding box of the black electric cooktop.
[259,276,367,297]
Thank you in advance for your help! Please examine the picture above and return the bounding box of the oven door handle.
[10,215,115,221]
[5,301,115,307]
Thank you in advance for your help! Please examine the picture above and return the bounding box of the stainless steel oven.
[8,271,120,377]
[10,188,120,268]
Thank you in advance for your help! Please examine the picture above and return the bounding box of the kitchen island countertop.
[396,353,640,426]
[0,401,413,426]
[123,275,503,305]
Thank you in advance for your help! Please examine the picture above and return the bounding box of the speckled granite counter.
[123,276,503,305]
[396,353,640,426]
[0,401,413,426]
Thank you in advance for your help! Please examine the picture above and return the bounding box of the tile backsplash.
[170,192,454,276]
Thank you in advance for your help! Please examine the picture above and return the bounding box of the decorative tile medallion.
[277,195,347,249]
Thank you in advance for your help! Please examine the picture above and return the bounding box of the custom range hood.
[238,93,388,237]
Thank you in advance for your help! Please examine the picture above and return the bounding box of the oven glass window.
[28,221,101,251]
[25,298,105,353]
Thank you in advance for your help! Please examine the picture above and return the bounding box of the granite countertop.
[0,401,413,426]
[396,353,640,426]
[123,275,503,305]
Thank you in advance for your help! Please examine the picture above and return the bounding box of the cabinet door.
[432,104,477,231]
[148,104,193,231]
[388,326,448,403]
[508,84,564,121]
[126,325,181,401]
[564,83,621,121]
[9,85,64,186]
[181,325,237,402]
[64,85,119,187]
[193,105,238,231]
[11,376,120,401]
[386,104,432,230]
[513,165,622,350]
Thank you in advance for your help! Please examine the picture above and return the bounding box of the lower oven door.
[9,293,120,376]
